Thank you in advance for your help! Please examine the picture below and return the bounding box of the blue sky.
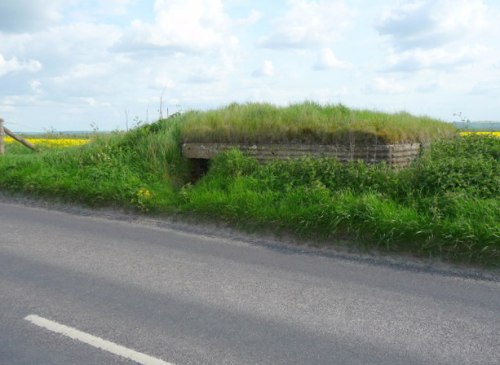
[1,0,499,132]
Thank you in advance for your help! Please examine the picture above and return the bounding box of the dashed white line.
[24,314,174,365]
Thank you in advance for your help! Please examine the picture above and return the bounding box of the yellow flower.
[132,188,153,212]
[137,188,152,199]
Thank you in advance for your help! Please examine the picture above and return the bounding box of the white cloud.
[80,97,97,106]
[310,87,350,103]
[386,46,484,72]
[186,50,238,83]
[116,0,236,54]
[258,0,354,49]
[151,73,176,89]
[377,0,493,74]
[234,9,262,26]
[314,48,351,70]
[0,22,122,84]
[252,60,274,77]
[30,80,42,93]
[0,0,62,33]
[52,63,110,83]
[188,67,225,83]
[3,23,122,70]
[94,0,133,16]
[0,54,42,76]
[469,80,500,95]
[77,97,111,107]
[377,0,488,51]
[0,94,41,108]
[416,81,441,93]
[366,77,407,94]
[68,0,135,22]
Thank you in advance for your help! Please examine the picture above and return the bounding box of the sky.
[1,0,499,132]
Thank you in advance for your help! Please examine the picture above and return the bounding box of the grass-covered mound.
[0,107,498,266]
[180,102,457,145]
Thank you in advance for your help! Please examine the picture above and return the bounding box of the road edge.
[1,190,498,282]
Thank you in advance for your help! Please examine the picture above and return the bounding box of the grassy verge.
[0,105,498,266]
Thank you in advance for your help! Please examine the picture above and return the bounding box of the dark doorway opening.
[189,158,210,182]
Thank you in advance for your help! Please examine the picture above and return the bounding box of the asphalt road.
[0,201,499,365]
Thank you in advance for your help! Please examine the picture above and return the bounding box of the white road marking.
[24,314,174,365]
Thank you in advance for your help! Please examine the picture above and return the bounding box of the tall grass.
[180,102,457,144]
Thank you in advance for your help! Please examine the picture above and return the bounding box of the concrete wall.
[183,142,421,167]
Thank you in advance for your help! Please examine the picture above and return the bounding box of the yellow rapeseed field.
[4,136,89,147]
[460,131,500,137]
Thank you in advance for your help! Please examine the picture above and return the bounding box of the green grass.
[0,106,498,266]
[180,102,457,144]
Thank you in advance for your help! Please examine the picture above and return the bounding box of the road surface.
[1,201,499,364]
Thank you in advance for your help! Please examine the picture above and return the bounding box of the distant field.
[453,121,500,131]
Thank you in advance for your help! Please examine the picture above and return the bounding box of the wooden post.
[3,127,37,151]
[0,118,4,155]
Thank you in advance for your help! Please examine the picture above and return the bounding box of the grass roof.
[179,102,457,145]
